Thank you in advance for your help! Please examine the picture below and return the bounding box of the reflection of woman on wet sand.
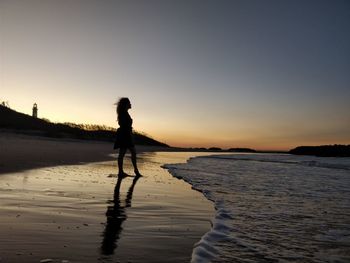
[101,175,141,255]
[114,97,142,177]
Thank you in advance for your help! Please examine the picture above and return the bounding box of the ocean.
[164,153,350,263]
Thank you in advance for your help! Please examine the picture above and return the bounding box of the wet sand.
[0,136,214,263]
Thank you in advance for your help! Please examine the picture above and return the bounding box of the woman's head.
[116,97,131,115]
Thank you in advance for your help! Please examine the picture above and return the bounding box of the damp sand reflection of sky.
[0,152,214,262]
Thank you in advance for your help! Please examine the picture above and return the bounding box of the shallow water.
[164,153,350,263]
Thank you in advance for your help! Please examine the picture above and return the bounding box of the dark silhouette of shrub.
[228,148,256,153]
[208,147,222,151]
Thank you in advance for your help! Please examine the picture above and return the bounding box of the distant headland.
[289,145,350,157]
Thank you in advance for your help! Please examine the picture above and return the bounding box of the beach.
[0,133,214,263]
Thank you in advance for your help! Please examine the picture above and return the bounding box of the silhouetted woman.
[114,97,141,176]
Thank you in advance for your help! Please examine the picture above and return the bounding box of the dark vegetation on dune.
[228,148,257,153]
[0,104,169,147]
[289,145,350,157]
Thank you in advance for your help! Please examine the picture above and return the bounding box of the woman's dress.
[113,112,134,149]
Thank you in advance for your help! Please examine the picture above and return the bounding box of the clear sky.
[1,0,349,150]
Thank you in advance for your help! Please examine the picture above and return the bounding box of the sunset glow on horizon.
[1,0,349,151]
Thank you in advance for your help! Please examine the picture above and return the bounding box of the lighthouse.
[32,103,38,118]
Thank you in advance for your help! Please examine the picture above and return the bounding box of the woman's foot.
[118,172,130,178]
[134,170,142,177]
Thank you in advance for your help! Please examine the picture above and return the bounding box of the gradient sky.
[1,0,349,150]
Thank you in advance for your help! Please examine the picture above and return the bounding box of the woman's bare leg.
[129,146,141,176]
[118,147,127,175]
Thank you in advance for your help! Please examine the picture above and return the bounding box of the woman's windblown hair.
[116,97,130,119]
